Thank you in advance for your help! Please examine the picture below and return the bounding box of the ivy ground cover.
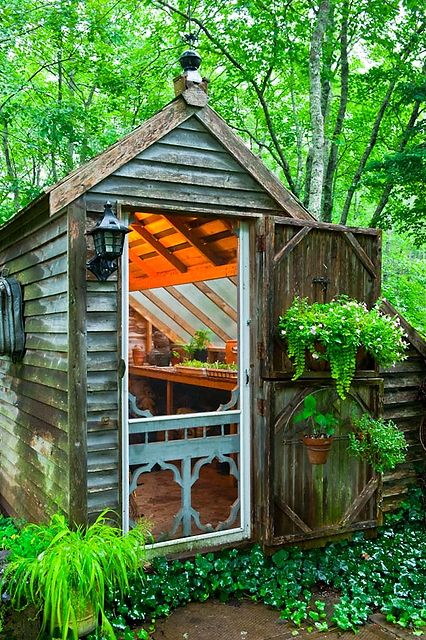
[97,496,426,640]
[1,495,425,640]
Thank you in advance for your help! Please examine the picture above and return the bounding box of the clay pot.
[132,346,145,366]
[302,436,333,464]
[305,342,328,372]
[170,344,185,365]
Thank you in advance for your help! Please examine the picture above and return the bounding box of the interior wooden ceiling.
[128,212,238,291]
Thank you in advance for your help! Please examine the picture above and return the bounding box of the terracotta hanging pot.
[302,436,334,464]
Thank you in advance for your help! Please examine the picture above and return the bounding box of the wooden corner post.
[68,196,88,525]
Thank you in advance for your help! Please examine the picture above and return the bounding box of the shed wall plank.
[0,207,70,521]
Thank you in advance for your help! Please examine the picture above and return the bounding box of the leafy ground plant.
[1,511,148,640]
[88,489,426,639]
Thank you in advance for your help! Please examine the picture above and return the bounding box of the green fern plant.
[1,511,149,640]
[348,415,408,473]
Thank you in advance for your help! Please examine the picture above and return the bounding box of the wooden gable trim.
[381,299,426,359]
[49,99,197,215]
[195,107,313,221]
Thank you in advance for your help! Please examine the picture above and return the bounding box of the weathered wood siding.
[381,346,426,512]
[85,205,120,519]
[86,117,282,215]
[0,201,69,521]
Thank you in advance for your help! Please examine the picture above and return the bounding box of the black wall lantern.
[87,201,130,281]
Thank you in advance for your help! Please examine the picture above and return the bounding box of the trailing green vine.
[278,297,408,398]
[85,491,426,639]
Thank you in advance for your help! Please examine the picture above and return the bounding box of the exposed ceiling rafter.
[162,215,224,266]
[132,222,188,273]
[165,286,233,342]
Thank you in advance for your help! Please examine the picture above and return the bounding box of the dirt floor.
[151,600,423,640]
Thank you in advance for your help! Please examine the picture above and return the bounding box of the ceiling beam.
[142,290,195,338]
[165,286,234,343]
[129,262,237,291]
[128,247,157,276]
[193,282,238,322]
[129,295,184,344]
[132,222,188,273]
[162,215,225,266]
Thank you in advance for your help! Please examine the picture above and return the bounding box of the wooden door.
[255,216,383,545]
[260,217,381,378]
[267,380,382,545]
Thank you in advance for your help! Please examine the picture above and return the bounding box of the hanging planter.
[294,395,338,465]
[278,296,409,399]
[303,435,334,465]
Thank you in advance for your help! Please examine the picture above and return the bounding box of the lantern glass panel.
[93,229,106,255]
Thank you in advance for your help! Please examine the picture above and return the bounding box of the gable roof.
[45,90,312,220]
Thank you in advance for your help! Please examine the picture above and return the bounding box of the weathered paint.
[0,205,69,520]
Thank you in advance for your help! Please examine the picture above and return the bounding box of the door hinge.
[257,234,266,252]
[118,358,126,379]
[257,398,266,416]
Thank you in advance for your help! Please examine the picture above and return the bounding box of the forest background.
[0,0,425,333]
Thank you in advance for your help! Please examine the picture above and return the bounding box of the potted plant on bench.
[294,394,339,464]
[182,329,212,362]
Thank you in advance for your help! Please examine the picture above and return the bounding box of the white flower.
[312,353,320,360]
[299,325,304,330]
[310,326,317,334]
[280,330,286,336]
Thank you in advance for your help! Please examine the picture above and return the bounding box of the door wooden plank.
[341,231,377,278]
[274,498,313,533]
[340,476,379,526]
[273,226,311,266]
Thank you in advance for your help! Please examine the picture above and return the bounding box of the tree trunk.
[339,80,396,225]
[308,0,330,218]
[322,0,349,223]
[1,118,19,206]
[370,99,421,227]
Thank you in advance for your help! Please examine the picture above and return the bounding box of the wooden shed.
[0,68,423,552]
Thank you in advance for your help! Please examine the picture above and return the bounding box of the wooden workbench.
[129,365,237,414]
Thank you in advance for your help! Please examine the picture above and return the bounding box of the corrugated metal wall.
[0,202,69,521]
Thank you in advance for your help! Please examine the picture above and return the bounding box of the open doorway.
[122,212,250,547]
